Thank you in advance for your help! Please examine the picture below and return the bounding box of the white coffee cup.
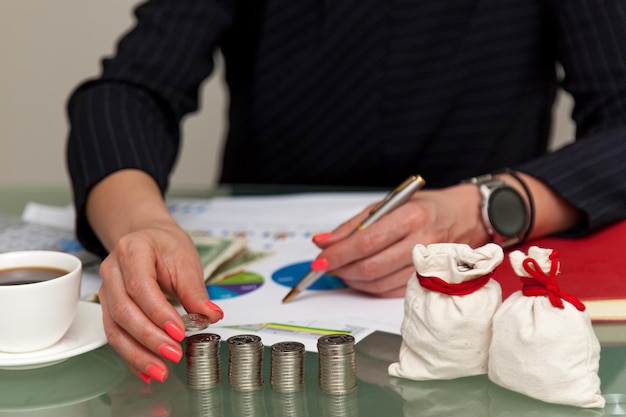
[0,250,82,353]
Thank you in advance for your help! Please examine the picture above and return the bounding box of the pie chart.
[207,271,264,300]
[272,261,347,290]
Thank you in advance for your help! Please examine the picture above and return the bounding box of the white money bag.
[388,243,503,380]
[488,246,604,408]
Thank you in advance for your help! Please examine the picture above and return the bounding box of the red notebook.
[494,220,626,322]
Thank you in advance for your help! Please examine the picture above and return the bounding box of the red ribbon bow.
[520,250,586,311]
[417,272,494,296]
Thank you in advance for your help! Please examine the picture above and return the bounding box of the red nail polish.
[311,257,329,271]
[138,371,152,385]
[147,364,167,383]
[312,232,332,243]
[159,344,183,363]
[164,322,185,342]
[206,300,224,320]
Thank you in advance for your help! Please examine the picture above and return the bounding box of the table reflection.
[0,345,125,416]
[0,330,623,416]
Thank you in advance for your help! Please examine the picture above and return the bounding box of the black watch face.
[487,188,528,237]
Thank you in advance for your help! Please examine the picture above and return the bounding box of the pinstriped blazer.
[67,0,626,256]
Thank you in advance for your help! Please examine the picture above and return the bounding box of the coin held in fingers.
[182,313,211,332]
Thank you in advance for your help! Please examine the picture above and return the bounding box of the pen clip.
[369,175,421,215]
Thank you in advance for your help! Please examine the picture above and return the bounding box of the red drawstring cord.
[520,250,586,311]
[417,272,494,296]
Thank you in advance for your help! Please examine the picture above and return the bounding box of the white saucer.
[0,301,107,369]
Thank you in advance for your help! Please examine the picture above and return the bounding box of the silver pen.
[282,174,426,303]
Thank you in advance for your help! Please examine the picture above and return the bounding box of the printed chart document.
[17,194,403,350]
[167,193,406,348]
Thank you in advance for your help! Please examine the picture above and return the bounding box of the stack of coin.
[270,341,306,393]
[317,334,357,395]
[186,333,222,389]
[227,334,264,391]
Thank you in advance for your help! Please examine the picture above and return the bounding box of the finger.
[333,233,415,282]
[151,232,225,324]
[342,264,413,297]
[174,267,225,324]
[111,241,188,341]
[320,214,409,272]
[101,254,185,364]
[99,283,170,383]
[313,202,379,248]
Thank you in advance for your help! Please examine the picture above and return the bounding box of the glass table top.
[0,326,624,417]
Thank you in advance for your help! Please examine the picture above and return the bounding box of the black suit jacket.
[67,0,626,256]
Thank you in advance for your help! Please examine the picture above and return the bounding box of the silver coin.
[272,341,305,353]
[270,341,305,393]
[183,313,211,332]
[317,334,357,395]
[227,334,262,345]
[186,332,221,389]
[318,334,355,346]
[227,334,264,391]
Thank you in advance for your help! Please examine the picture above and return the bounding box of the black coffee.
[0,266,69,286]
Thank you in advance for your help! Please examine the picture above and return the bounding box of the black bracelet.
[501,168,535,243]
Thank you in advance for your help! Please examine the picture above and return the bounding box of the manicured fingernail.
[147,364,167,383]
[311,257,329,271]
[164,322,185,342]
[206,300,224,320]
[159,344,183,363]
[138,371,152,385]
[312,232,332,243]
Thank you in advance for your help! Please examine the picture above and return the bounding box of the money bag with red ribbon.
[488,246,604,408]
[388,243,503,381]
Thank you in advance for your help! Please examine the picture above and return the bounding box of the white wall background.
[0,0,225,189]
[0,1,573,190]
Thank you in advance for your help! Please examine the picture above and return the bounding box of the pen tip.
[282,288,299,304]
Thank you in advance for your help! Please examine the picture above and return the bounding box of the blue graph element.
[272,261,347,290]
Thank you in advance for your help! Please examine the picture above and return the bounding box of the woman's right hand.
[98,220,223,383]
[86,170,224,382]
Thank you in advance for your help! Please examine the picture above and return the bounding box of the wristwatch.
[465,174,530,248]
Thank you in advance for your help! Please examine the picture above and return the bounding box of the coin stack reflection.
[317,334,357,395]
[230,390,267,417]
[227,334,264,391]
[272,391,309,417]
[270,341,306,393]
[186,333,222,389]
[320,391,359,417]
[189,386,223,417]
